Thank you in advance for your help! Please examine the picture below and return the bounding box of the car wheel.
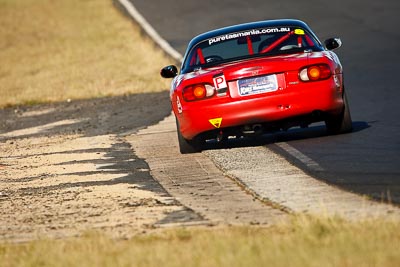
[176,119,202,154]
[325,91,353,134]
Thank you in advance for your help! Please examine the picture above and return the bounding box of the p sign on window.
[213,74,227,89]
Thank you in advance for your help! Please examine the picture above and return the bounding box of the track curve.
[127,0,400,204]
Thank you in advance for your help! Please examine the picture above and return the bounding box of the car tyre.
[176,119,202,154]
[325,91,353,134]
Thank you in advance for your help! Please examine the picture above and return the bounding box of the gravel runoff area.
[0,93,193,242]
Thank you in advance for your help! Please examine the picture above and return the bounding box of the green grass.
[1,215,400,267]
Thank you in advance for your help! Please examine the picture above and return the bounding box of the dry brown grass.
[1,215,400,267]
[0,0,171,107]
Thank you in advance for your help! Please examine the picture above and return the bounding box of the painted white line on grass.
[118,0,183,62]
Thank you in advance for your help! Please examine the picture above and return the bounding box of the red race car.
[161,19,352,153]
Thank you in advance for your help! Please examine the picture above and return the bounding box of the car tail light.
[193,85,206,98]
[182,84,215,101]
[299,64,332,82]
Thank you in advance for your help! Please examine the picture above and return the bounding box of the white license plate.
[237,74,278,96]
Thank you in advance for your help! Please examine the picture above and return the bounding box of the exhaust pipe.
[242,124,263,135]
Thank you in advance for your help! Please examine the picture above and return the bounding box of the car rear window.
[183,27,323,72]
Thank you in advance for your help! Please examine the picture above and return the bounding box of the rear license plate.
[237,74,278,96]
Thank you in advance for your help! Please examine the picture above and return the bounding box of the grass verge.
[0,0,171,108]
[1,215,399,267]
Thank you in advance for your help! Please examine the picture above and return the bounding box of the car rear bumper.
[175,81,344,140]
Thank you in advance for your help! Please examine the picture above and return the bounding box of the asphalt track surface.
[128,0,400,203]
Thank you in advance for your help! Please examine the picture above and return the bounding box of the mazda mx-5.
[161,19,352,153]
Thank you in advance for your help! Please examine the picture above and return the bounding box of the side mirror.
[160,65,178,78]
[324,38,342,50]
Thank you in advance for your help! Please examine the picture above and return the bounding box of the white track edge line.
[275,142,324,172]
[118,0,183,62]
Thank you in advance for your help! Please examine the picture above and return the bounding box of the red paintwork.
[171,51,344,140]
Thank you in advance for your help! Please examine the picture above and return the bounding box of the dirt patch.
[0,93,202,242]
